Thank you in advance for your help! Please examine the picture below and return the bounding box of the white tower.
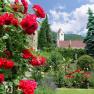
[57,28,64,41]
[57,28,64,47]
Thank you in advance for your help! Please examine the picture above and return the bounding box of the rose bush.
[0,0,46,93]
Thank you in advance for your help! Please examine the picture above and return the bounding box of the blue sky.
[9,0,94,35]
[30,0,94,35]
[31,0,88,12]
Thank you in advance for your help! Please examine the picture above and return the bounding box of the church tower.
[57,28,64,47]
[57,28,64,41]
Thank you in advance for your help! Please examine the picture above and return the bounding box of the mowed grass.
[56,88,94,94]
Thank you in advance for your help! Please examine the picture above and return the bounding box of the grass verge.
[56,88,94,94]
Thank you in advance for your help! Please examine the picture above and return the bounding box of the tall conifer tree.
[84,8,94,56]
[38,16,53,49]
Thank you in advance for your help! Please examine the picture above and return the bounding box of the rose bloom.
[15,0,19,3]
[0,74,4,83]
[4,60,14,69]
[20,14,38,35]
[29,56,46,66]
[0,58,4,68]
[39,56,46,65]
[0,16,4,26]
[11,18,19,27]
[2,13,14,25]
[22,49,34,59]
[33,4,46,18]
[18,80,37,94]
[21,0,28,14]
[1,13,19,26]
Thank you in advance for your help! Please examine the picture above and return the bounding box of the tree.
[50,31,57,47]
[84,8,94,56]
[38,16,53,49]
[77,55,94,71]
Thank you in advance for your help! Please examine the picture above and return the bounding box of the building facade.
[57,28,85,49]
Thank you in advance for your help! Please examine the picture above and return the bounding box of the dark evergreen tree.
[38,15,53,49]
[84,8,94,56]
[50,31,57,47]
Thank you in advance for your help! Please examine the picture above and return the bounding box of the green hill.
[50,32,84,44]
[64,34,84,40]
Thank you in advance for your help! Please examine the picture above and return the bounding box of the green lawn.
[56,88,94,94]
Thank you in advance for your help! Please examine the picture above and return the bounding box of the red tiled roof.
[58,40,85,48]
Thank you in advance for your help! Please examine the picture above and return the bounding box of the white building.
[57,28,85,49]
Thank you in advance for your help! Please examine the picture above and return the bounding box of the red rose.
[20,14,38,35]
[3,13,14,25]
[39,56,46,65]
[1,13,19,27]
[22,49,34,59]
[21,0,28,14]
[29,56,46,66]
[0,16,4,26]
[15,0,19,4]
[11,18,19,27]
[18,80,37,94]
[29,57,39,66]
[33,4,46,18]
[0,74,4,83]
[4,60,14,69]
[0,58,4,68]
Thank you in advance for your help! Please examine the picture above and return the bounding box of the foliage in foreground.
[0,0,46,94]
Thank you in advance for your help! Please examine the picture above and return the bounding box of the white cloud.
[88,0,94,3]
[49,4,94,35]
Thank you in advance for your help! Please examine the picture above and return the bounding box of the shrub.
[48,51,63,71]
[77,55,94,71]
[88,72,94,88]
[53,67,65,88]
[58,48,86,60]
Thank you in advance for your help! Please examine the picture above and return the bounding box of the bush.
[48,51,63,71]
[88,72,94,88]
[58,48,86,60]
[73,73,89,88]
[77,55,94,71]
[52,65,65,88]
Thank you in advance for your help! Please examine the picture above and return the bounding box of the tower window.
[61,34,63,35]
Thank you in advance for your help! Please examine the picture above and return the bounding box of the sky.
[9,0,94,35]
[31,0,94,35]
